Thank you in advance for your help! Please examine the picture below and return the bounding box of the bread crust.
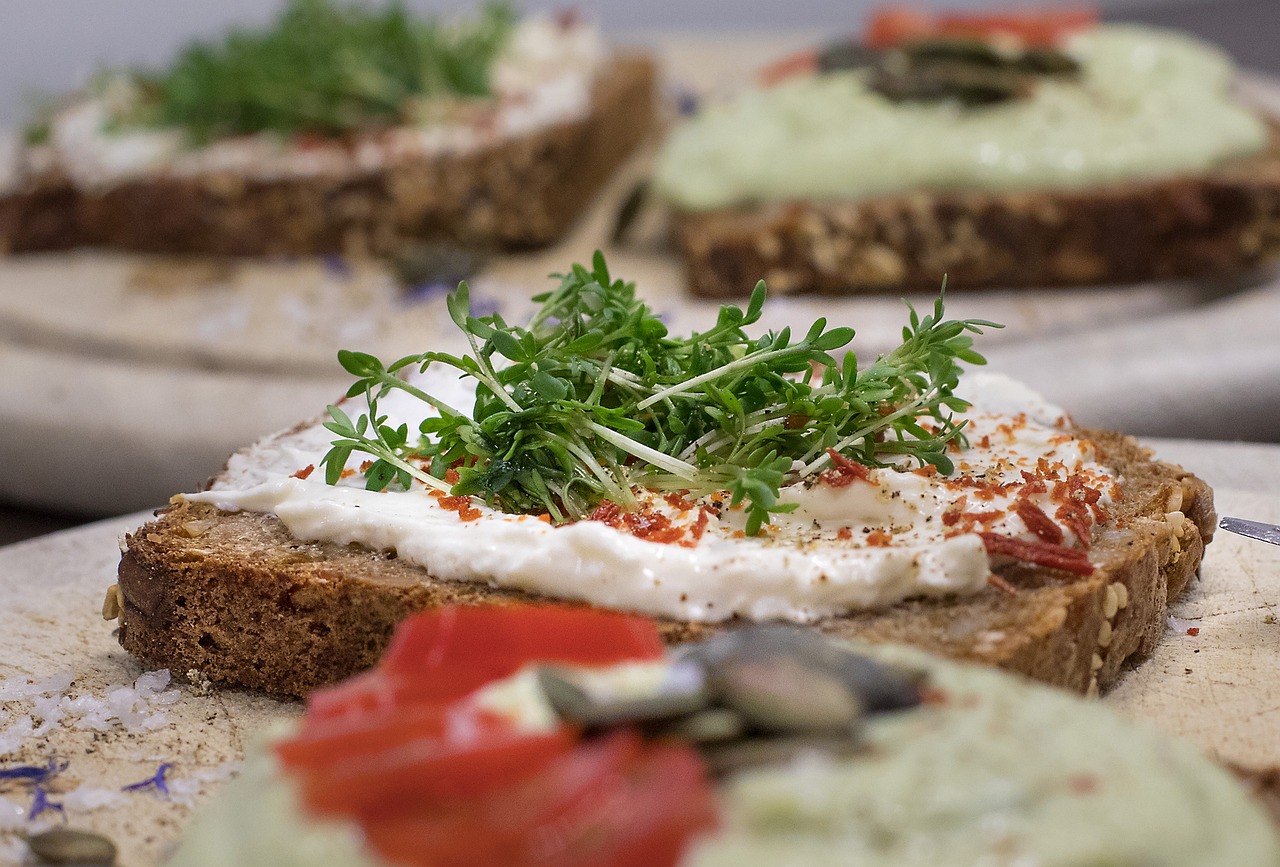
[0,54,656,256]
[674,126,1280,296]
[114,428,1213,699]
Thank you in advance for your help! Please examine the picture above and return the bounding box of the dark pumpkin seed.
[684,625,923,714]
[651,708,746,743]
[711,653,862,734]
[536,667,709,729]
[26,828,117,865]
[817,41,882,73]
[701,735,864,776]
[872,60,1030,105]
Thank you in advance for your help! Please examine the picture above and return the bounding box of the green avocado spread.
[170,650,1280,867]
[654,25,1269,211]
[687,649,1280,866]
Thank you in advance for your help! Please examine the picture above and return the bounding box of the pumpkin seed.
[711,653,862,734]
[817,41,882,73]
[536,667,709,729]
[685,624,924,714]
[652,707,746,743]
[26,828,117,865]
[701,735,863,776]
[873,59,1029,105]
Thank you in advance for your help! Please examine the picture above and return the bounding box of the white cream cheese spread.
[654,25,1270,211]
[186,369,1119,622]
[4,15,604,193]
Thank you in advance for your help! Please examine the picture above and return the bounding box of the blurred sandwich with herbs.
[0,0,656,257]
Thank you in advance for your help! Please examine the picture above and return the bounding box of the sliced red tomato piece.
[362,731,646,867]
[936,8,1098,46]
[511,741,718,867]
[305,605,664,721]
[379,605,665,680]
[363,735,716,867]
[298,722,577,818]
[275,702,453,770]
[866,6,936,49]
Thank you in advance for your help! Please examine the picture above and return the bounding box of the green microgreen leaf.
[320,252,1002,534]
[113,0,515,144]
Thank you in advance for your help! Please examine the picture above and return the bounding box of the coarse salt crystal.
[0,671,74,702]
[0,796,26,831]
[62,785,128,811]
[166,761,242,806]
[0,715,35,754]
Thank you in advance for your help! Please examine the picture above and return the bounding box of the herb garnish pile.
[322,253,999,535]
[122,0,515,143]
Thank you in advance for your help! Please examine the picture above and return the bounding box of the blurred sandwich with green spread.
[653,7,1280,296]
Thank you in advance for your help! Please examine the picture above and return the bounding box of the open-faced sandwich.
[109,254,1213,698]
[0,1,655,256]
[168,604,1280,866]
[653,7,1280,295]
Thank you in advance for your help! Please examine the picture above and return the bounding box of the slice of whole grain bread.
[0,54,655,257]
[112,428,1213,699]
[673,125,1280,297]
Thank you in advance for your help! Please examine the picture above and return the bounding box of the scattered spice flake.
[590,500,622,525]
[919,685,949,706]
[1068,774,1100,795]
[1052,475,1100,547]
[820,449,875,488]
[912,464,938,478]
[1187,627,1200,637]
[664,491,698,512]
[291,464,315,480]
[439,495,481,522]
[836,527,853,541]
[339,468,356,480]
[980,533,1094,575]
[360,460,374,472]
[679,509,711,548]
[866,529,893,547]
[987,573,1018,596]
[537,513,552,524]
[122,762,173,797]
[1015,500,1064,545]
[444,468,461,485]
[622,508,684,545]
[942,494,1008,534]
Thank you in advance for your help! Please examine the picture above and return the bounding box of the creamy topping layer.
[654,25,1269,211]
[187,370,1118,622]
[5,15,604,192]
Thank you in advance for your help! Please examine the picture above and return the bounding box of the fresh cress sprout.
[320,253,1000,535]
[120,0,515,144]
